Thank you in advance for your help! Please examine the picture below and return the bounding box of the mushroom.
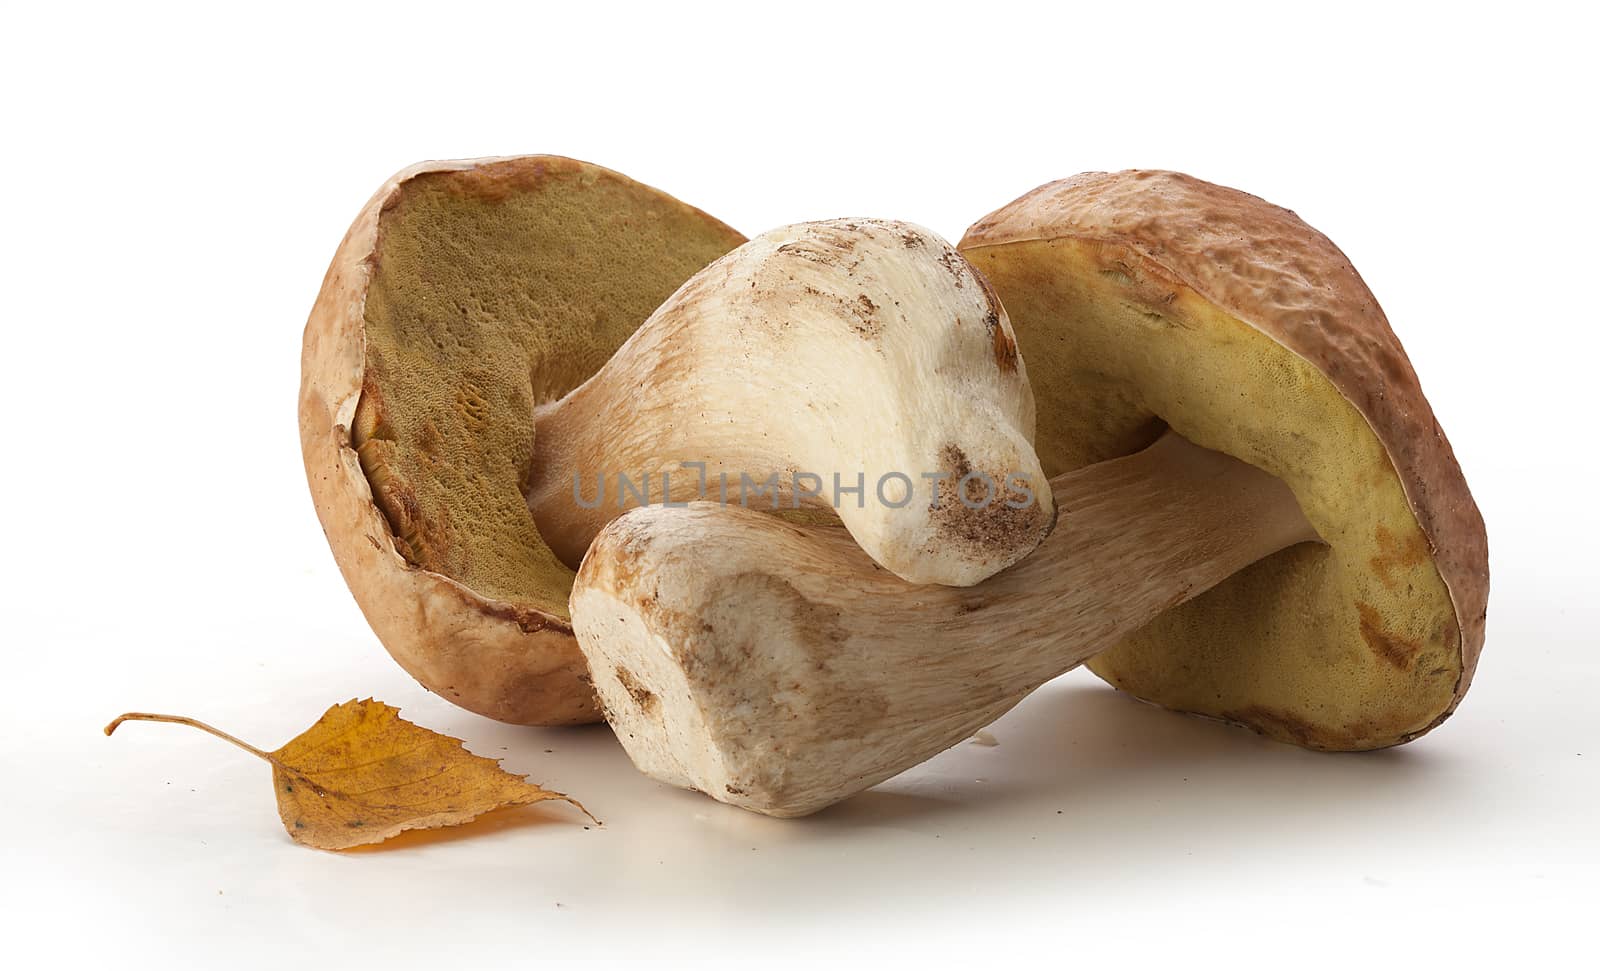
[303,164,1049,727]
[570,171,1488,816]
[524,217,1053,587]
[300,155,745,726]
[574,432,1316,815]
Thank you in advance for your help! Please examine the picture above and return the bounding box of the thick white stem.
[572,432,1319,817]
[525,218,1052,587]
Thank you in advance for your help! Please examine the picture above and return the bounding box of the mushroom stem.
[571,431,1320,817]
[523,218,1053,588]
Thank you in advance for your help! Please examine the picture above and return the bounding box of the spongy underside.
[352,159,744,619]
[963,237,1461,750]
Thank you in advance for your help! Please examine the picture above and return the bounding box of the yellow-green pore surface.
[962,239,1461,749]
[352,158,745,621]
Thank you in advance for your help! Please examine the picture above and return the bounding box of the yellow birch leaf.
[105,698,596,850]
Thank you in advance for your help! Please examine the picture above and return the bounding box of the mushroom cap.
[960,171,1488,750]
[299,156,744,725]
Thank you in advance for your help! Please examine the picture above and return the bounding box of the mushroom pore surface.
[352,159,745,621]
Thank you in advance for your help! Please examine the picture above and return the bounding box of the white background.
[4,2,1596,967]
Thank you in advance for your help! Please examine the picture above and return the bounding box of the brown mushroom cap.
[959,171,1488,750]
[299,156,744,725]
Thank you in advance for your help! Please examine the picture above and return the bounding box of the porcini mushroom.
[570,171,1488,816]
[303,165,1050,726]
[574,432,1316,815]
[300,155,745,725]
[524,217,1054,587]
